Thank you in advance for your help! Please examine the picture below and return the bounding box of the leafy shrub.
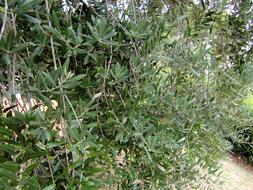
[0,0,252,189]
[228,95,253,164]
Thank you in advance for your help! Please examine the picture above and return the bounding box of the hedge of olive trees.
[0,0,252,189]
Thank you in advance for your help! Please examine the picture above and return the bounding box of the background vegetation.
[0,0,253,189]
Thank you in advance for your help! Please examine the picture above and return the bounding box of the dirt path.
[212,156,253,190]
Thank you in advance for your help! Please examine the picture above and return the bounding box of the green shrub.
[228,95,253,164]
[0,1,252,189]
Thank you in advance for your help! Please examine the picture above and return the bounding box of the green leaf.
[70,159,85,170]
[0,127,12,136]
[18,0,43,13]
[157,164,166,173]
[0,144,17,154]
[2,54,11,65]
[22,150,48,162]
[68,127,81,142]
[61,74,86,89]
[67,26,78,44]
[22,14,41,24]
[32,46,44,57]
[0,161,20,172]
[0,169,17,181]
[13,42,34,52]
[43,184,55,190]
[47,141,64,148]
[66,74,86,83]
[6,30,16,50]
[52,10,60,30]
[0,178,9,189]
[44,26,62,39]
[24,163,41,174]
[41,71,57,87]
[63,58,70,72]
[19,176,40,189]
[85,167,104,175]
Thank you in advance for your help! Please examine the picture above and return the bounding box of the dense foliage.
[0,0,253,189]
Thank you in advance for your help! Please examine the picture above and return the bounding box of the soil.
[211,154,253,190]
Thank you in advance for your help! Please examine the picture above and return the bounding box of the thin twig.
[7,11,17,102]
[45,0,57,70]
[47,155,55,185]
[96,113,109,143]
[79,163,84,190]
[131,0,137,23]
[45,1,77,182]
[115,87,126,108]
[102,41,113,95]
[64,94,82,128]
[0,0,8,39]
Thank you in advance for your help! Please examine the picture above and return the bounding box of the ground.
[213,155,253,190]
[203,155,253,190]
